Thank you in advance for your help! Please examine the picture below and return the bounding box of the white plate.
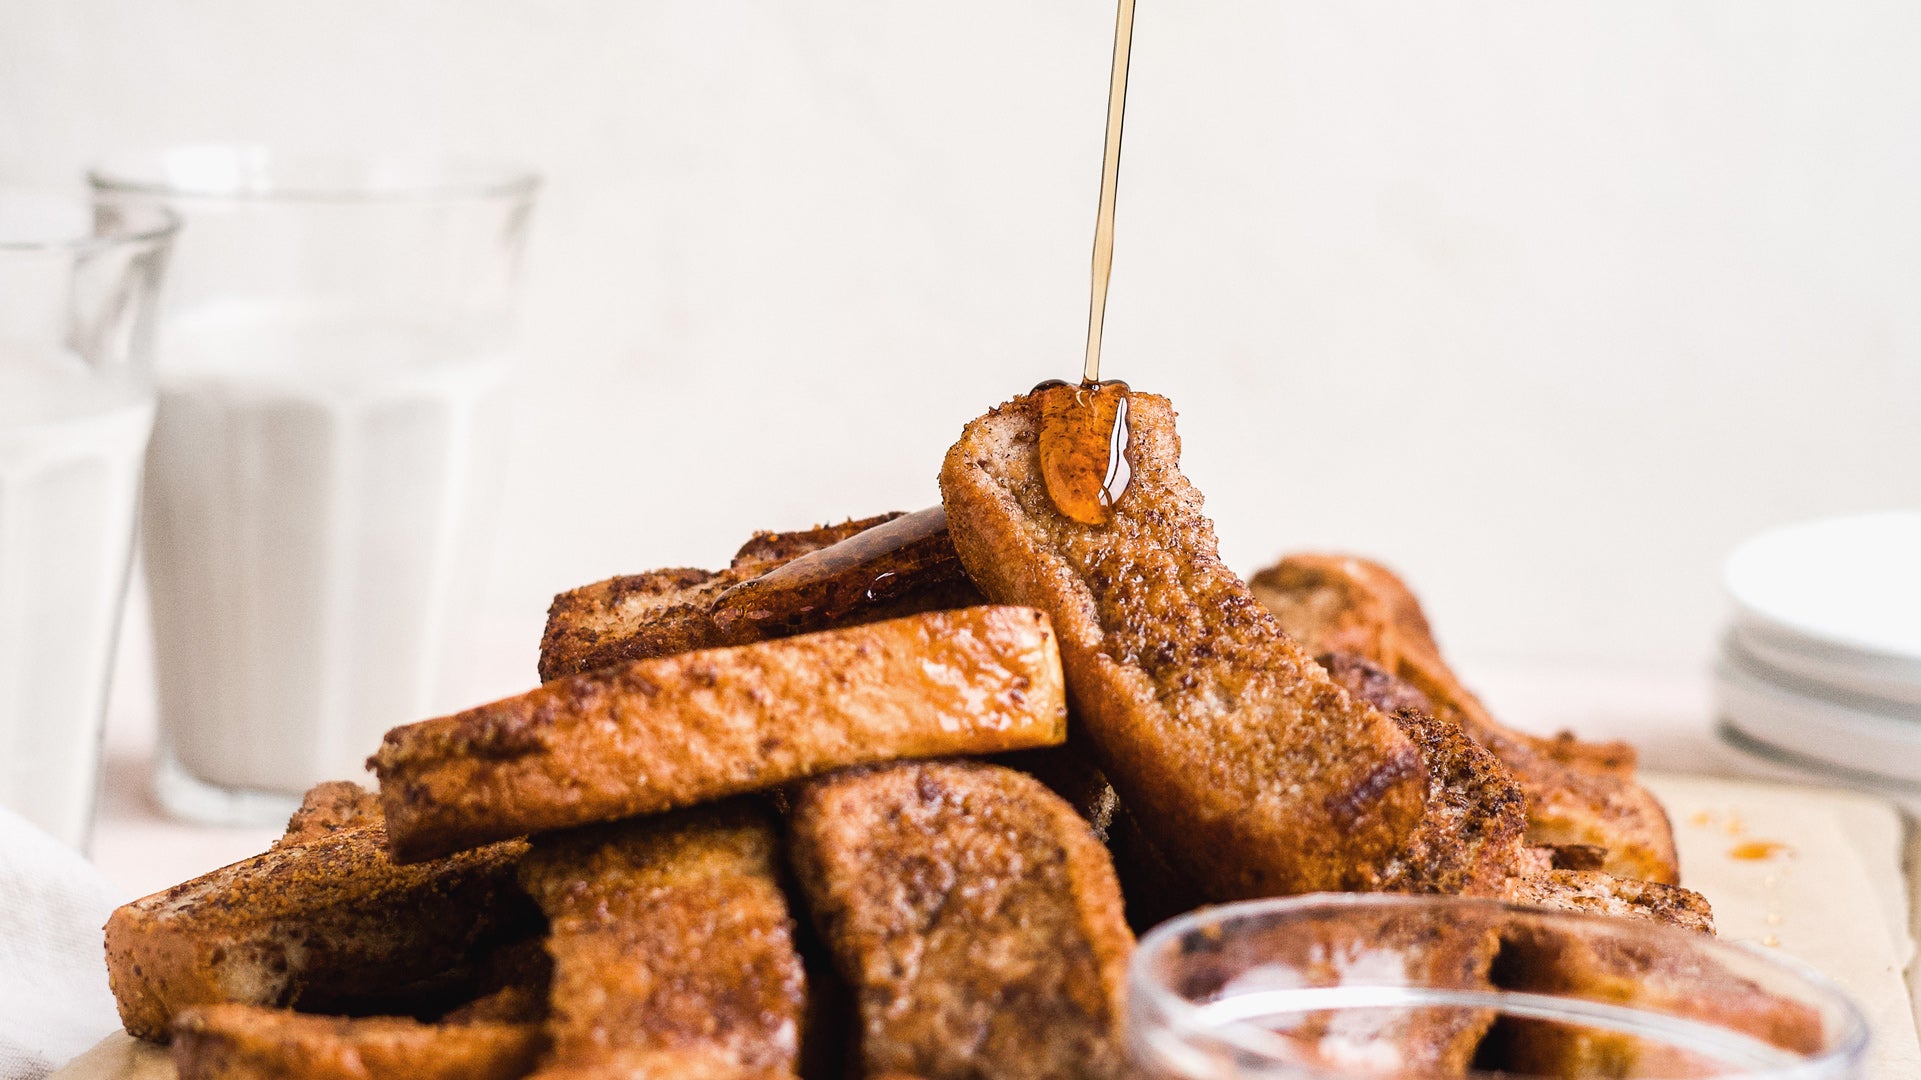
[1725,510,1921,663]
[1718,647,1921,787]
[1731,621,1921,711]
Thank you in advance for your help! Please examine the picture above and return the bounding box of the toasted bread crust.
[171,1005,543,1080]
[1319,652,1535,896]
[788,762,1133,1080]
[707,507,981,639]
[538,515,894,681]
[1233,906,1504,1077]
[1488,911,1819,1075]
[519,803,804,1080]
[1252,554,1681,884]
[538,511,983,682]
[540,566,733,682]
[940,391,1427,898]
[105,806,527,1041]
[372,606,1068,862]
[1508,870,1716,935]
[275,781,382,849]
[731,515,906,567]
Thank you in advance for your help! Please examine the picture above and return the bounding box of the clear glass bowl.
[1128,894,1869,1079]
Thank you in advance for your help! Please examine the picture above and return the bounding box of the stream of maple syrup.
[710,12,1145,588]
[1038,0,1139,525]
[1083,0,1136,387]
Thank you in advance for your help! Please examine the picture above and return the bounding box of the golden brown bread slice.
[1251,553,1681,884]
[1320,651,1714,935]
[540,565,729,681]
[537,513,891,681]
[538,509,982,681]
[372,605,1067,862]
[707,506,984,642]
[939,389,1430,899]
[1315,652,1537,897]
[1202,904,1506,1078]
[274,781,382,849]
[1251,554,1641,771]
[1485,913,1822,1076]
[996,745,1210,933]
[268,785,552,1022]
[171,1005,544,1080]
[1508,870,1716,935]
[105,793,528,1041]
[1362,923,1504,1079]
[518,802,805,1080]
[787,761,1133,1080]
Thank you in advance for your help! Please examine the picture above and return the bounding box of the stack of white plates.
[1717,510,1921,789]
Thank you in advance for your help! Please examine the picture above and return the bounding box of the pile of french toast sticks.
[102,386,1819,1079]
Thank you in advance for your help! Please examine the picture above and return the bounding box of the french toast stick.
[1508,870,1715,935]
[538,513,893,681]
[275,781,381,848]
[518,802,805,1080]
[105,793,528,1041]
[998,738,1190,932]
[708,505,983,642]
[788,762,1133,1080]
[171,1005,544,1080]
[372,606,1067,862]
[939,389,1429,898]
[539,508,982,681]
[1485,915,1821,1076]
[1200,902,1504,1077]
[1317,652,1536,896]
[1322,651,1715,931]
[1251,554,1681,884]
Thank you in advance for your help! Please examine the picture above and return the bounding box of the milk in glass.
[0,348,154,847]
[145,304,510,796]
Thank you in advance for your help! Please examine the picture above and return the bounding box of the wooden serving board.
[54,774,1920,1080]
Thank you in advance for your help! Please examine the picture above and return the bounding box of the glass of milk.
[91,149,539,824]
[0,193,176,849]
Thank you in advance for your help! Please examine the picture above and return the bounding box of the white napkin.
[0,808,123,1080]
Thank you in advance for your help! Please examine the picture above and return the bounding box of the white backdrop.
[3,1,1917,672]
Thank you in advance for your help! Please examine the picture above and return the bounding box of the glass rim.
[0,191,180,253]
[1129,892,1872,1080]
[88,145,541,204]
